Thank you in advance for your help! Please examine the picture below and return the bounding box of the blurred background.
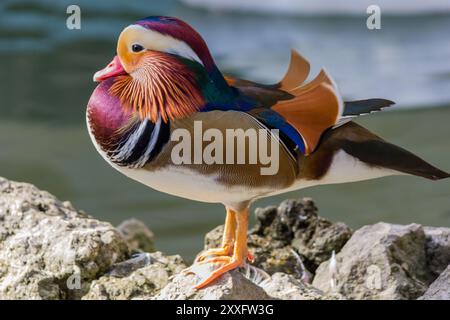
[1,0,449,260]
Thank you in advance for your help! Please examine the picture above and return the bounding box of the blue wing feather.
[253,109,306,154]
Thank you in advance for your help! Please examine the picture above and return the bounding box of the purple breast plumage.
[87,78,169,168]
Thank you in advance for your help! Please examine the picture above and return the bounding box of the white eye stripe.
[121,25,204,66]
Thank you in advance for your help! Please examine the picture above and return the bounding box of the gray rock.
[156,264,334,300]
[0,177,130,299]
[204,225,224,251]
[83,252,186,300]
[106,253,155,278]
[252,198,352,273]
[313,222,428,300]
[4,176,450,301]
[424,227,450,281]
[261,273,327,300]
[117,218,155,253]
[419,265,450,300]
[155,269,273,300]
[204,198,352,277]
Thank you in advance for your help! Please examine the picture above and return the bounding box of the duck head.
[92,16,230,122]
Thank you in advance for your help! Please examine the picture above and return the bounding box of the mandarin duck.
[87,16,449,289]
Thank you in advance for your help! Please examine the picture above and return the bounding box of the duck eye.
[131,44,144,53]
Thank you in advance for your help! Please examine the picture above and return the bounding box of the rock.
[291,221,352,270]
[313,222,428,300]
[83,252,186,300]
[0,178,130,299]
[204,225,224,251]
[156,268,273,300]
[204,198,352,277]
[251,198,352,273]
[423,227,450,281]
[261,273,327,300]
[3,176,450,301]
[419,265,450,300]
[156,264,333,300]
[117,219,155,253]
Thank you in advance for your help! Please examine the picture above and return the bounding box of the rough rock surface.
[156,266,332,300]
[261,272,329,300]
[205,198,352,277]
[156,269,272,300]
[117,218,155,253]
[83,252,186,300]
[419,265,450,300]
[423,227,450,280]
[313,222,429,300]
[0,178,129,299]
[1,177,450,300]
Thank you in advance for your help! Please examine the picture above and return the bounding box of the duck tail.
[335,122,450,180]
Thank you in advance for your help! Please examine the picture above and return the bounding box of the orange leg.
[195,207,249,289]
[195,208,236,262]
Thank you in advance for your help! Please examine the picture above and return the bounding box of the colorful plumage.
[87,16,449,289]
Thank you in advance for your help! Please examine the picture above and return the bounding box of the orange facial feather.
[110,51,204,123]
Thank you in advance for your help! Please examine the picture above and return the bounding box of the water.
[182,0,450,15]
[0,0,449,260]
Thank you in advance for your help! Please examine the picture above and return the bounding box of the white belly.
[121,165,274,209]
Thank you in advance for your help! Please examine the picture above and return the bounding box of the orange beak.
[93,56,127,82]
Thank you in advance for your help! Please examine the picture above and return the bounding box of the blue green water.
[0,0,449,259]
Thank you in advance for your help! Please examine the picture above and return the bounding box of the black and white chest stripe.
[108,115,170,168]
